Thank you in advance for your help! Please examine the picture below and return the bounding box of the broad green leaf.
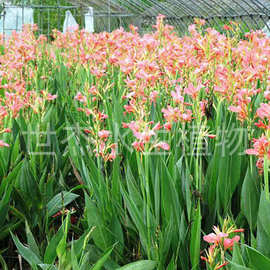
[85,194,112,251]
[44,219,68,264]
[241,167,260,231]
[38,264,58,270]
[11,232,42,267]
[257,191,270,257]
[120,184,148,252]
[190,204,201,270]
[230,261,252,270]
[0,254,8,270]
[25,222,40,258]
[246,245,270,269]
[70,241,80,270]
[232,243,245,266]
[166,258,176,270]
[91,246,114,270]
[0,178,13,228]
[47,191,79,216]
[116,260,157,270]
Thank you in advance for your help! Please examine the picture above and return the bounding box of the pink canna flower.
[97,112,108,121]
[223,25,231,31]
[223,236,240,250]
[46,93,57,101]
[246,135,270,159]
[124,104,136,114]
[3,128,11,133]
[263,90,270,100]
[171,85,184,104]
[84,129,92,134]
[132,141,144,152]
[154,142,170,151]
[255,120,267,129]
[107,143,117,161]
[150,91,159,103]
[85,108,92,116]
[0,140,9,147]
[163,122,172,131]
[74,92,87,103]
[256,158,264,172]
[88,86,98,95]
[98,130,110,140]
[228,105,241,113]
[256,103,270,120]
[194,18,206,26]
[184,83,201,99]
[153,122,162,131]
[162,106,181,123]
[206,134,216,139]
[134,130,156,143]
[180,110,193,122]
[203,232,228,244]
[264,91,270,100]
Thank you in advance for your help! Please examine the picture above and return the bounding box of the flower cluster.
[0,25,57,147]
[75,85,117,162]
[1,16,270,166]
[246,99,270,172]
[201,219,244,269]
[48,16,270,162]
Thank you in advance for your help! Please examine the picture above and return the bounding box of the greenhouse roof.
[66,0,270,17]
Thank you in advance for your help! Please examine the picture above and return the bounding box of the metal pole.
[47,7,49,37]
[22,0,24,28]
[108,0,111,32]
[57,0,60,31]
[2,2,5,42]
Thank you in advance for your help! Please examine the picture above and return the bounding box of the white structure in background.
[0,2,33,37]
[63,10,78,33]
[85,7,94,33]
[263,21,270,37]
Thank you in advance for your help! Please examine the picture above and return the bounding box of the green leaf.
[166,258,176,270]
[70,241,80,270]
[85,194,112,251]
[47,191,79,216]
[38,264,58,270]
[44,220,67,264]
[190,204,201,270]
[91,246,114,270]
[230,261,252,270]
[25,221,40,258]
[245,245,270,270]
[0,178,14,228]
[120,183,148,251]
[56,213,70,260]
[257,191,270,257]
[11,232,42,267]
[241,167,260,231]
[116,260,157,270]
[232,243,246,267]
[0,254,8,270]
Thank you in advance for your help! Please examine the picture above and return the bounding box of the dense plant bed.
[0,16,269,269]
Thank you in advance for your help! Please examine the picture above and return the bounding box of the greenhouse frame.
[1,0,270,35]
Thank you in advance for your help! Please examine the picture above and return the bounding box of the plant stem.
[144,152,152,259]
[264,154,269,200]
